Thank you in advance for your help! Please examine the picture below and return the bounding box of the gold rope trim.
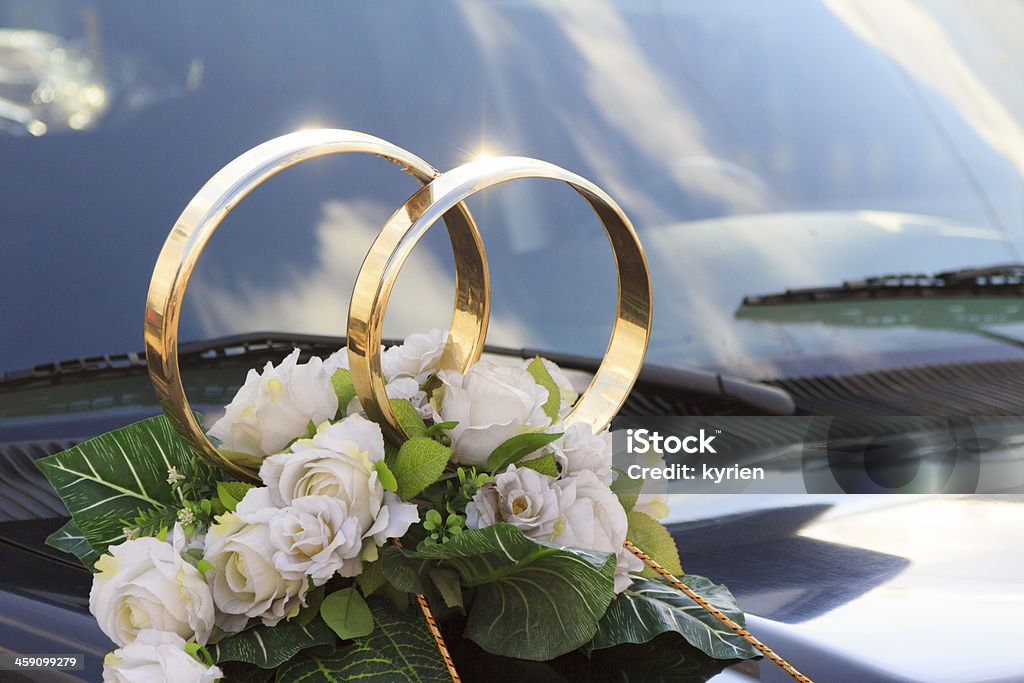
[623,540,815,683]
[392,539,461,682]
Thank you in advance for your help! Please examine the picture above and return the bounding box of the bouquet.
[34,129,781,682]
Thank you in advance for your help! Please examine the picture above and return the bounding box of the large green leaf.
[211,616,336,669]
[406,524,616,660]
[589,576,760,661]
[275,599,449,682]
[36,415,209,554]
[45,519,100,569]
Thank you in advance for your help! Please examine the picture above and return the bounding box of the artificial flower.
[90,537,215,647]
[102,630,222,683]
[268,495,364,585]
[431,361,552,465]
[202,489,308,632]
[381,328,448,383]
[208,348,337,458]
[261,415,419,571]
[545,422,613,485]
[552,470,636,593]
[466,465,562,538]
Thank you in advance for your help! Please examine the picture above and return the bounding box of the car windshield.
[4,0,1024,378]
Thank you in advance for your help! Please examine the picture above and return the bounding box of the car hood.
[668,494,1024,682]
[634,210,1024,378]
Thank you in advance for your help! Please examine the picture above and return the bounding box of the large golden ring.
[348,156,652,443]
[145,129,490,480]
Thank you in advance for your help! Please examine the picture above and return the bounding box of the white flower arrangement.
[38,330,756,681]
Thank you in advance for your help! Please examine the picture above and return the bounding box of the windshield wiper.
[742,263,1024,306]
[1,333,795,416]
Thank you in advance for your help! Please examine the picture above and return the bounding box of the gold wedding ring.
[348,156,652,443]
[145,129,489,480]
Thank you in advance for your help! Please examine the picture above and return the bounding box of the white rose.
[546,422,613,484]
[552,470,636,593]
[260,415,419,571]
[522,357,578,414]
[102,630,222,683]
[381,329,447,383]
[208,348,338,458]
[203,490,308,632]
[90,537,215,647]
[268,495,363,584]
[431,362,552,465]
[466,465,562,538]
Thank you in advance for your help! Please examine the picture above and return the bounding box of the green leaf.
[210,616,336,669]
[275,599,449,682]
[356,560,387,597]
[380,544,428,594]
[216,481,254,513]
[375,460,399,493]
[406,524,616,660]
[389,398,428,440]
[485,431,563,473]
[589,576,760,661]
[611,466,643,513]
[425,420,458,437]
[518,453,559,477]
[428,567,464,609]
[527,357,561,421]
[217,448,266,469]
[627,511,684,578]
[392,437,451,500]
[321,588,374,640]
[45,520,100,569]
[35,415,211,556]
[331,368,357,414]
[305,420,317,438]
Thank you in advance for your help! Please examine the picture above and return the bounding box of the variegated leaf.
[275,599,448,682]
[211,616,335,669]
[45,519,100,569]
[589,576,760,661]
[405,523,616,661]
[36,415,208,555]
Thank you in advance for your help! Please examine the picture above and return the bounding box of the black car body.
[2,2,1024,681]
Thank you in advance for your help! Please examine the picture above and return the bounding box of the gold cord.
[623,540,814,683]
[392,539,462,682]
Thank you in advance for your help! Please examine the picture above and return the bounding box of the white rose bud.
[268,495,363,585]
[89,537,215,647]
[552,470,635,593]
[546,422,613,485]
[202,489,308,632]
[466,465,562,539]
[208,348,338,458]
[260,415,419,572]
[381,328,448,383]
[102,630,222,683]
[431,362,552,466]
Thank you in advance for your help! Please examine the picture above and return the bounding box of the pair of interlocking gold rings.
[144,128,652,480]
[142,129,812,683]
